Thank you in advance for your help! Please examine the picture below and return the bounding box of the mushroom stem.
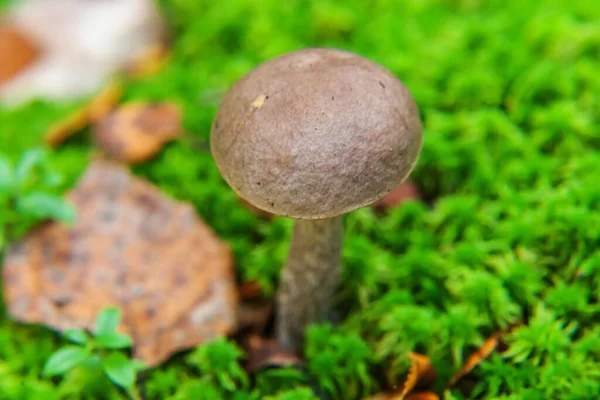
[276,216,343,351]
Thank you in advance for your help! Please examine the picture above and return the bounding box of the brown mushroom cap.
[211,48,423,219]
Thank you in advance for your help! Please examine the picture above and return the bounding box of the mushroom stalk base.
[276,216,343,351]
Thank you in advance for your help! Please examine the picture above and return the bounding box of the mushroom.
[210,48,423,351]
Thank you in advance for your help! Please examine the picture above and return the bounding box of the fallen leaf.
[367,392,439,400]
[0,24,39,84]
[237,301,273,334]
[1,0,166,105]
[366,394,391,400]
[87,82,123,123]
[237,281,272,336]
[45,108,90,146]
[400,353,436,399]
[447,335,499,389]
[2,160,238,367]
[92,102,181,163]
[373,180,420,210]
[239,280,264,300]
[447,323,521,389]
[405,393,440,400]
[45,82,122,146]
[126,43,170,78]
[244,335,303,373]
[367,353,436,400]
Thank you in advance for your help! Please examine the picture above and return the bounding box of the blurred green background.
[1,0,599,399]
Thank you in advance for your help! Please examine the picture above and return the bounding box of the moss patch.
[1,0,599,398]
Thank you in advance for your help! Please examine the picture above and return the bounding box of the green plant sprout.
[185,336,249,394]
[42,307,145,400]
[0,148,74,250]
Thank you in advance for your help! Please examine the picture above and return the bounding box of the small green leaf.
[95,332,133,349]
[131,360,146,371]
[15,148,45,184]
[63,328,89,345]
[95,307,121,335]
[0,157,14,193]
[43,172,63,187]
[102,353,137,389]
[16,192,75,223]
[42,346,88,377]
[81,354,103,369]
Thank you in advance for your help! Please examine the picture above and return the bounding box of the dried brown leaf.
[365,395,391,400]
[399,352,436,399]
[0,24,39,84]
[126,43,170,78]
[369,352,436,400]
[45,108,90,147]
[373,180,420,210]
[237,301,273,334]
[1,0,167,105]
[2,161,238,367]
[244,335,303,373]
[239,280,264,300]
[447,323,521,389]
[92,102,181,163]
[447,335,499,388]
[45,82,122,146]
[87,82,123,123]
[405,393,440,400]
[367,391,439,400]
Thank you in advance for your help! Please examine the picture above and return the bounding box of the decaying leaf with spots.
[45,82,123,146]
[0,24,39,84]
[2,161,238,367]
[92,102,181,163]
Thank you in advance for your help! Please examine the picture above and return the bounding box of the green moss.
[1,0,599,398]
